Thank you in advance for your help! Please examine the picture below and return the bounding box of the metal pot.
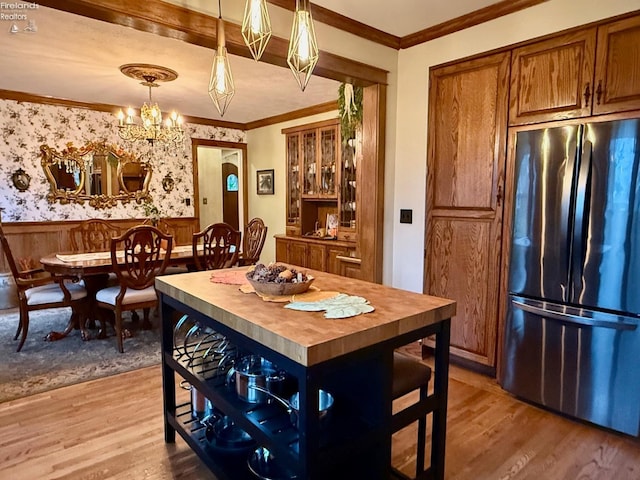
[204,415,255,450]
[180,380,213,420]
[226,355,288,404]
[249,385,334,429]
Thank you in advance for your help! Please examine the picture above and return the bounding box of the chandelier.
[116,64,184,146]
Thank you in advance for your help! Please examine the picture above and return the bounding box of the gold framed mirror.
[41,142,152,208]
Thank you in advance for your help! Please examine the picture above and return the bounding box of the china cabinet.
[280,118,358,275]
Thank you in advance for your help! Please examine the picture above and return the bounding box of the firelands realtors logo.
[1,2,39,34]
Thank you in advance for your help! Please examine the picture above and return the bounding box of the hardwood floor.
[0,360,638,479]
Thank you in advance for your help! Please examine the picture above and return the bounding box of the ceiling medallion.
[116,63,184,147]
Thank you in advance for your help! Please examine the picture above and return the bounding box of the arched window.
[226,173,239,192]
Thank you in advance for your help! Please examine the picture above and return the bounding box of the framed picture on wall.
[257,169,274,195]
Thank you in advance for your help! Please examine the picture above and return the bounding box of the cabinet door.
[425,51,510,368]
[275,238,289,263]
[286,133,302,235]
[338,134,357,238]
[326,246,349,275]
[593,16,640,115]
[288,241,308,268]
[301,130,317,196]
[308,244,326,271]
[318,125,338,198]
[509,28,596,125]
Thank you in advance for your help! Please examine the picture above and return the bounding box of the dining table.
[157,266,456,479]
[39,245,200,341]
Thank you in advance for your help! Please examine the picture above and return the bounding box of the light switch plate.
[400,209,412,224]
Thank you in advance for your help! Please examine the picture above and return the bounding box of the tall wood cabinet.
[510,15,640,125]
[427,11,640,371]
[425,51,511,368]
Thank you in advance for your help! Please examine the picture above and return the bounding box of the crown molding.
[268,0,550,50]
[0,89,246,130]
[401,0,550,48]
[0,89,338,132]
[245,101,338,130]
[266,0,401,49]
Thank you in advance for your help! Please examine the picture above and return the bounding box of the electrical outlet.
[203,197,208,205]
[400,209,412,224]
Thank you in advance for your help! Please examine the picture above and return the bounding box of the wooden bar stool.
[392,350,432,480]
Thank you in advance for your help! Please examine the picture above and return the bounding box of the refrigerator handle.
[512,299,637,331]
[571,139,593,299]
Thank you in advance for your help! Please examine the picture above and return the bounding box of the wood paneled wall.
[0,218,198,272]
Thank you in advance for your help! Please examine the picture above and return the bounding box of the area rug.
[0,307,161,403]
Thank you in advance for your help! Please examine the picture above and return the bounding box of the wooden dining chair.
[237,217,268,267]
[95,225,172,353]
[192,222,241,271]
[0,223,88,352]
[143,218,187,275]
[69,219,122,252]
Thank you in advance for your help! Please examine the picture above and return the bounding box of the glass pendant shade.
[209,17,235,117]
[287,0,319,91]
[242,0,272,61]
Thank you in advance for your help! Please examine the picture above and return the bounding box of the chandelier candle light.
[287,0,319,92]
[116,64,184,147]
[209,0,235,117]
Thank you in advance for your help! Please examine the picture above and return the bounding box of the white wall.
[197,147,223,228]
[245,111,339,265]
[392,0,640,293]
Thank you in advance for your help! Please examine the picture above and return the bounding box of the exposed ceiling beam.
[37,0,388,86]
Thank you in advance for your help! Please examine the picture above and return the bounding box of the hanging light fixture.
[209,0,235,117]
[242,0,272,61]
[115,64,184,147]
[287,0,319,92]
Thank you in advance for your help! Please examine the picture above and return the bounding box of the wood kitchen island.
[156,268,456,480]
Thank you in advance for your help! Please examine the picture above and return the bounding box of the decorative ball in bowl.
[246,263,314,296]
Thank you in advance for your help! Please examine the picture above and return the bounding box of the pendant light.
[242,0,272,61]
[287,0,319,92]
[208,0,235,117]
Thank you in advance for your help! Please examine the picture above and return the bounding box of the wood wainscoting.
[0,217,198,272]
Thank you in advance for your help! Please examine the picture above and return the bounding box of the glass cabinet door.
[339,140,357,231]
[302,130,317,196]
[286,133,301,230]
[319,126,337,197]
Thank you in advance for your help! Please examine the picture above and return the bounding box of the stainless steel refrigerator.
[500,118,640,436]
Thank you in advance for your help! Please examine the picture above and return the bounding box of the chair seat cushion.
[392,351,432,399]
[96,285,158,306]
[26,282,87,306]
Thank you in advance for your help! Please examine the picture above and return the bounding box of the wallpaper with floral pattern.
[0,98,245,222]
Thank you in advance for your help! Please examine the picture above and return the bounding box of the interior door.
[222,162,239,230]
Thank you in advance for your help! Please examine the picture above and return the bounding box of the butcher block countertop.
[155,267,456,366]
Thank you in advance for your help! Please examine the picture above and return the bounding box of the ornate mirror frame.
[41,142,152,209]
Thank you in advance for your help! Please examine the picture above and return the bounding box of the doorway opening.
[191,139,248,233]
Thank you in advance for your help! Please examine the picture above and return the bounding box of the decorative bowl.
[246,275,314,296]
